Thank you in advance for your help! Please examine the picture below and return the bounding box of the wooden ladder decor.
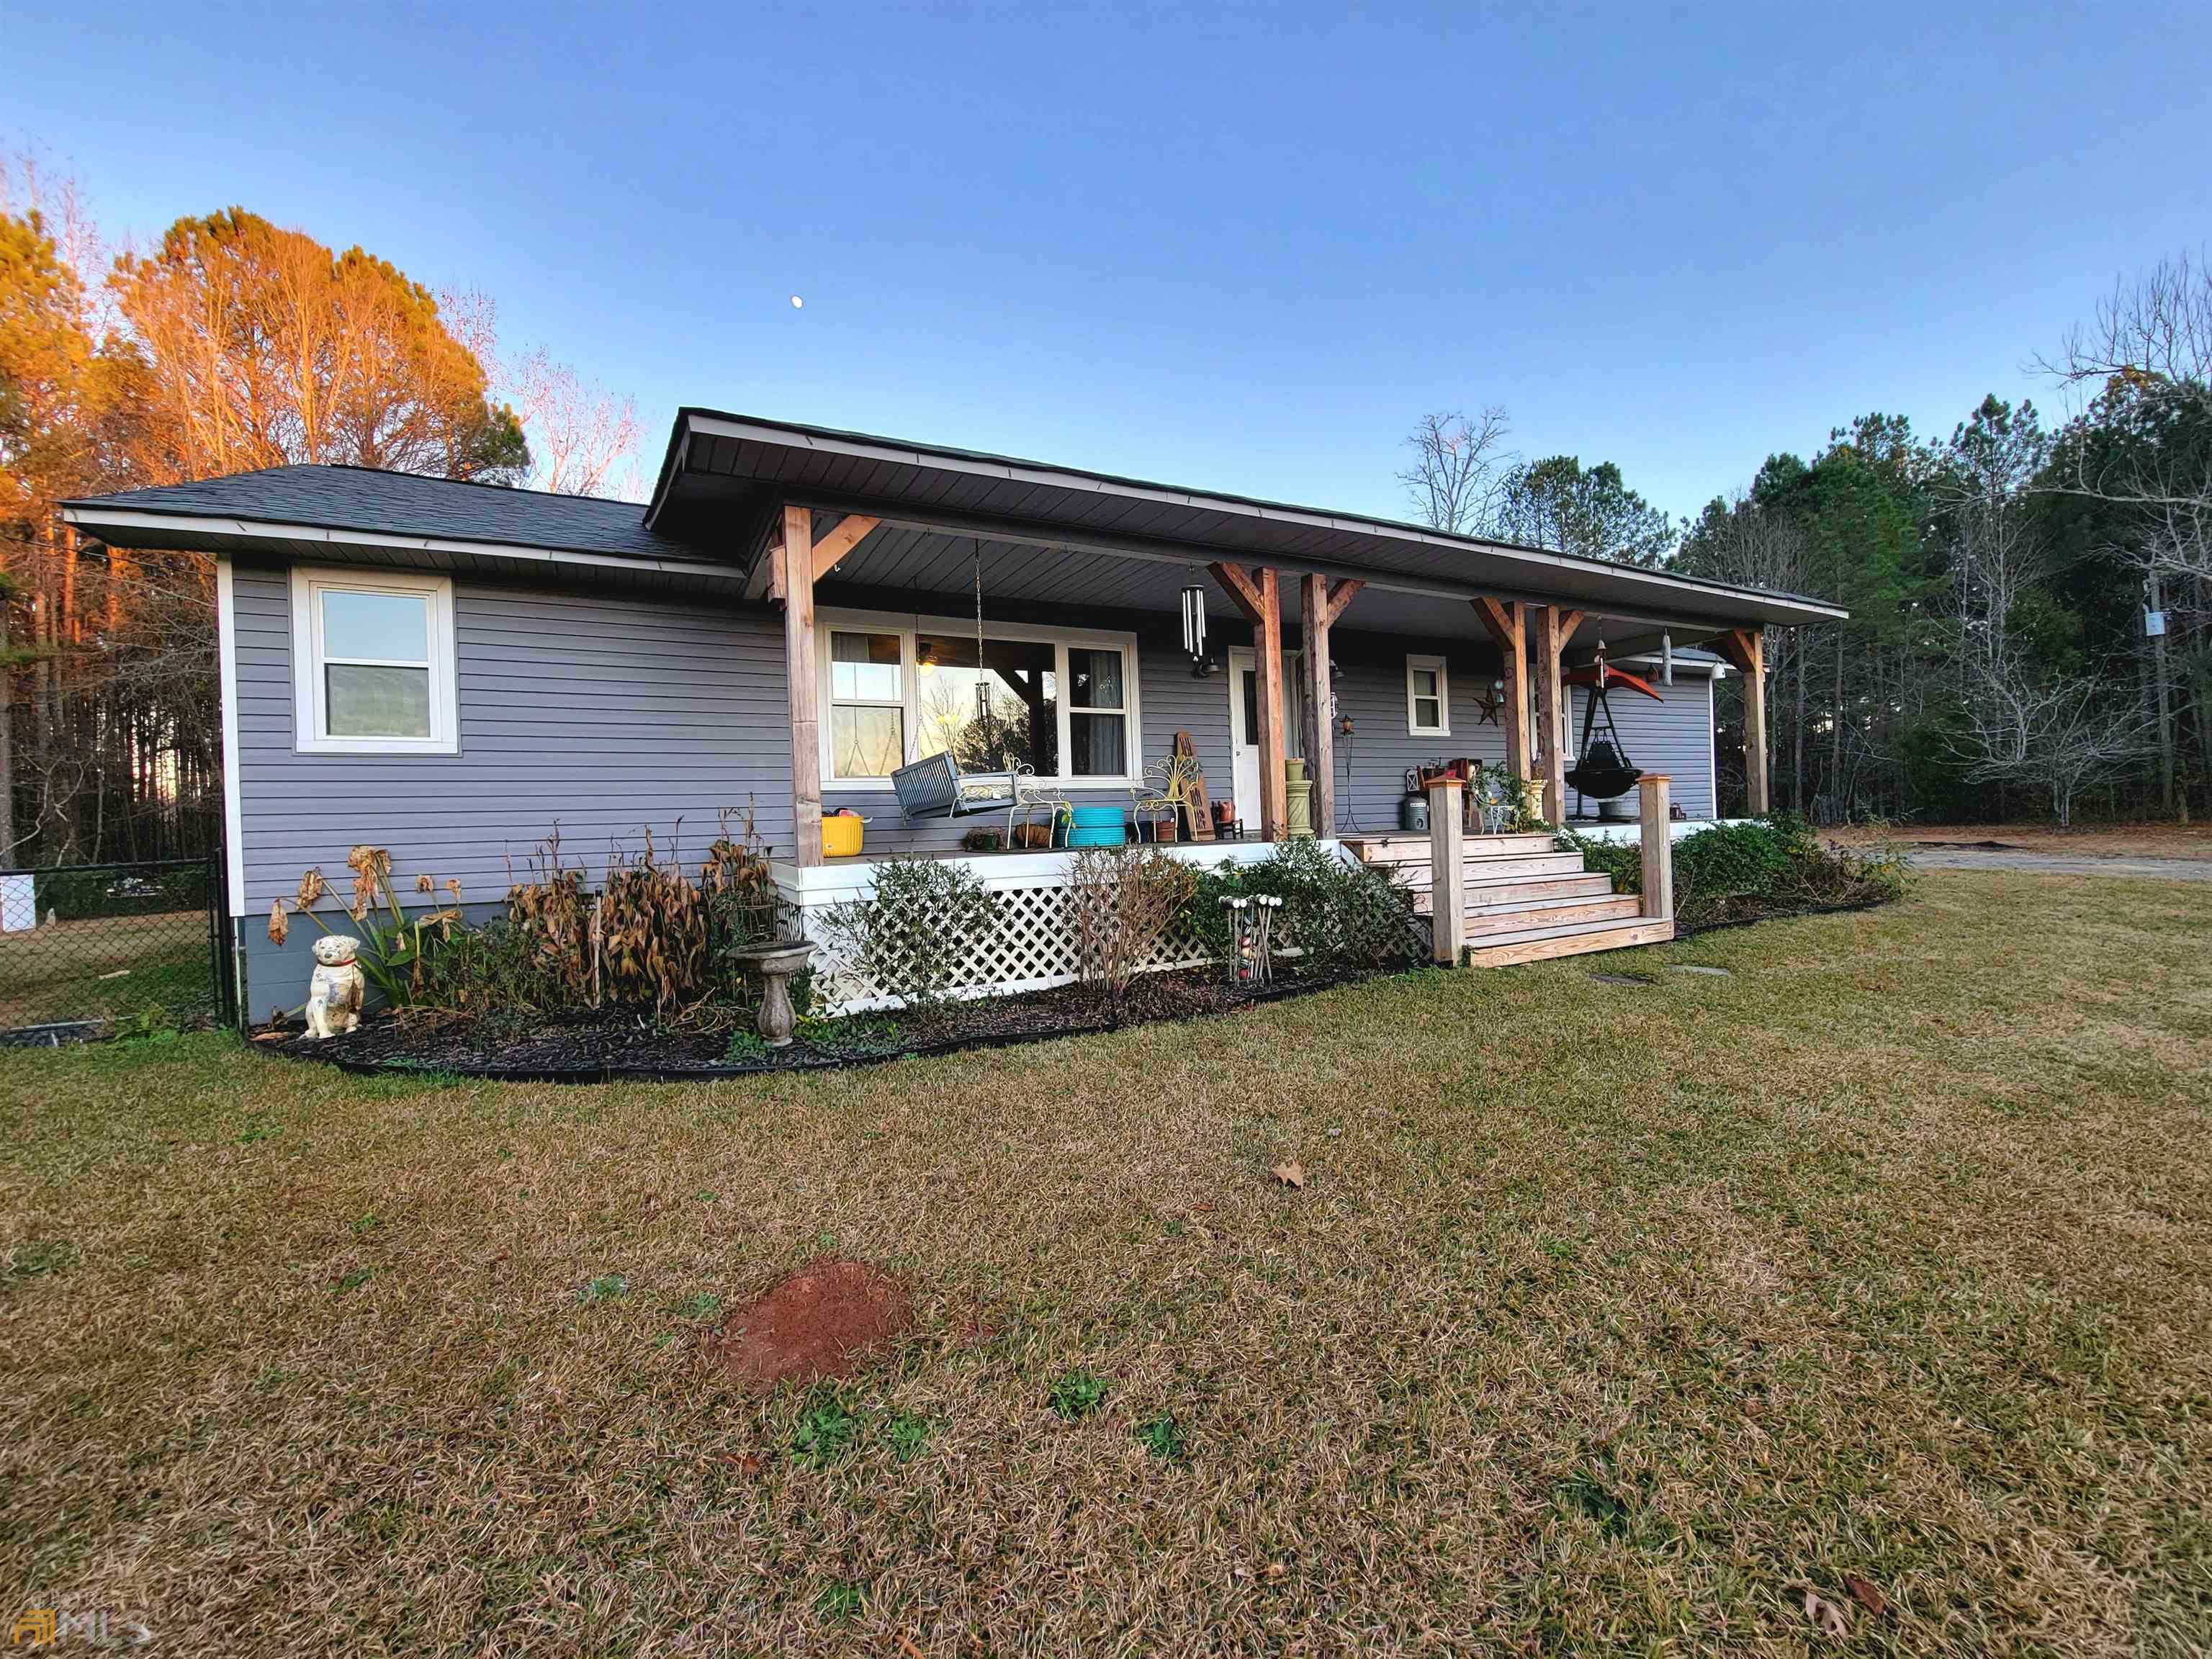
[1174,730,1215,842]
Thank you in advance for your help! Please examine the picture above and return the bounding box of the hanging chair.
[1563,656,1664,809]
[891,538,1022,826]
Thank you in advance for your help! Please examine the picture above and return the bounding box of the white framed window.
[1406,654,1449,736]
[828,630,907,780]
[818,609,1141,788]
[289,566,459,755]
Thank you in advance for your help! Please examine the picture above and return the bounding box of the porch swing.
[1562,637,1665,817]
[889,539,1026,826]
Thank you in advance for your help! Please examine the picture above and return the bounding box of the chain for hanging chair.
[973,538,993,756]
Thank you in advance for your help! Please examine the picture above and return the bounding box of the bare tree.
[507,348,642,498]
[1398,408,1514,535]
[2037,251,2212,581]
[2040,248,2212,391]
[1946,487,2149,824]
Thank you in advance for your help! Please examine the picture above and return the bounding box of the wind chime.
[1181,583,1215,677]
[1220,894,1283,987]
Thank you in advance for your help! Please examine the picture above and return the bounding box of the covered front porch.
[643,411,1840,997]
[646,415,1829,864]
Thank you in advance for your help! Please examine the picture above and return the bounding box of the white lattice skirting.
[773,841,1324,1014]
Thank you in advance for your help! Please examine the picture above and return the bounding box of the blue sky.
[10,1,2208,521]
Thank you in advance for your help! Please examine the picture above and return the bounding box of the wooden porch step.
[1390,853,1588,891]
[1464,915,1675,967]
[1463,895,1643,936]
[1465,870,1614,898]
[1408,872,1615,916]
[1342,832,1555,864]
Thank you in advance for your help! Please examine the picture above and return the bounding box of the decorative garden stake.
[1251,894,1282,986]
[1220,896,1249,986]
[304,935,364,1039]
[1220,894,1282,988]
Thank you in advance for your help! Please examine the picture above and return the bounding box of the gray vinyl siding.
[1320,638,1509,836]
[230,560,794,1007]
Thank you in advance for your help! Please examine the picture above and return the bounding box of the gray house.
[63,411,1843,1013]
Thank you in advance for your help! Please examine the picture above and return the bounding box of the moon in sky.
[790,295,804,309]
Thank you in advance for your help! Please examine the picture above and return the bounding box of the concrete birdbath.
[731,939,817,1048]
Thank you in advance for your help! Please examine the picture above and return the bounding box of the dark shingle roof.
[63,465,689,562]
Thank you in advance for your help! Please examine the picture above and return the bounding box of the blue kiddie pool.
[1065,805,1128,846]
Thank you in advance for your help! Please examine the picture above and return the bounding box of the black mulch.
[1673,895,1891,937]
[261,965,1377,1083]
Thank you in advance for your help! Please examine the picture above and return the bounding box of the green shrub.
[1561,814,1912,927]
[1182,840,1424,974]
[1675,814,1814,894]
[818,856,997,1010]
[415,920,546,1013]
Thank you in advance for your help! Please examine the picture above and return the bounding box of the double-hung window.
[1066,647,1128,777]
[828,631,906,779]
[820,613,1139,787]
[1406,654,1449,736]
[290,567,459,754]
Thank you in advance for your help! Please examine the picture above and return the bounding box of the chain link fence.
[0,858,225,1040]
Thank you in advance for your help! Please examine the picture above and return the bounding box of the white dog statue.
[305,935,365,1039]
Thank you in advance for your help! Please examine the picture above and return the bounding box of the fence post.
[1427,778,1466,963]
[1637,775,1673,920]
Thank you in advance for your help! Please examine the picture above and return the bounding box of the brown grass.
[2,870,2208,1654]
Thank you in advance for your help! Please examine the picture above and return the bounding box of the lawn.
[1,870,2207,1654]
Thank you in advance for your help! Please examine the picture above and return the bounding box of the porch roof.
[648,409,1848,634]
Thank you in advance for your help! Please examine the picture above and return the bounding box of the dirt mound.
[709,1258,914,1390]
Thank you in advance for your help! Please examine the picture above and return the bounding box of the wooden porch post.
[1473,597,1530,792]
[1532,605,1567,824]
[1300,574,1362,838]
[1210,562,1287,840]
[1637,773,1673,920]
[1427,776,1466,963]
[779,503,822,866]
[1716,628,1769,816]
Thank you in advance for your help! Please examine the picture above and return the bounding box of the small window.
[829,631,907,779]
[1406,655,1449,736]
[290,567,457,754]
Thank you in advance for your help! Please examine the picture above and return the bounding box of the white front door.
[1226,647,1302,833]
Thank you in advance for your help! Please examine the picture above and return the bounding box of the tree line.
[1401,254,2210,825]
[0,158,642,869]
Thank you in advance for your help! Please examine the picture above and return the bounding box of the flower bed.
[264,963,1373,1082]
